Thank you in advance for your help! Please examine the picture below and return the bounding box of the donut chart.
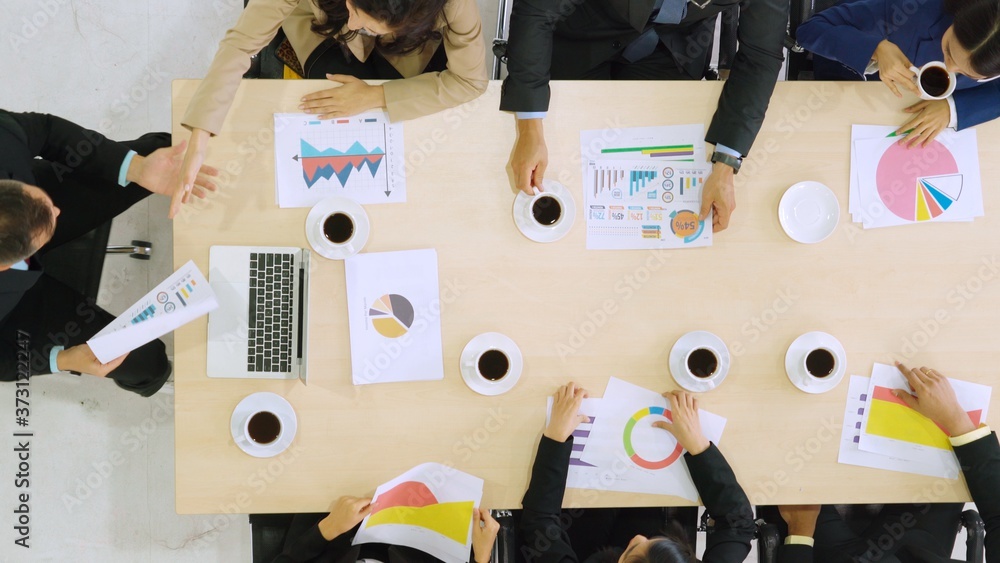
[875,141,962,222]
[622,406,684,470]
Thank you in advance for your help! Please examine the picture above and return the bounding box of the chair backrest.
[492,0,516,79]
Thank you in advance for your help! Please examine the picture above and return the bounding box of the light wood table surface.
[172,79,1000,514]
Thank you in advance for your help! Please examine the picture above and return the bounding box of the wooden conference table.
[172,80,1000,514]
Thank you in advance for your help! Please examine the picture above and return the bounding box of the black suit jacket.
[520,436,755,562]
[499,0,788,156]
[271,521,472,563]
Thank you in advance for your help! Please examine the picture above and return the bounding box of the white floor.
[0,1,973,562]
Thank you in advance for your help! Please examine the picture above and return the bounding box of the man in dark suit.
[0,109,216,396]
[500,0,788,232]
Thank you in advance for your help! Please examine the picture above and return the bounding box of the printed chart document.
[353,463,483,563]
[849,126,983,228]
[88,261,218,363]
[274,112,405,207]
[579,377,726,500]
[545,397,605,490]
[345,249,444,385]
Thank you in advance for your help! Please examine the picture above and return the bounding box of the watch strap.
[711,151,742,174]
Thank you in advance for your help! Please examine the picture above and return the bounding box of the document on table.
[88,261,218,363]
[545,397,605,490]
[344,249,444,385]
[849,125,983,228]
[273,112,406,207]
[353,462,483,563]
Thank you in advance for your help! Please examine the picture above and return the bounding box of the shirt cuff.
[49,346,64,373]
[946,96,958,129]
[516,112,548,120]
[118,150,138,187]
[865,59,879,75]
[785,535,815,546]
[950,424,991,447]
[713,143,742,158]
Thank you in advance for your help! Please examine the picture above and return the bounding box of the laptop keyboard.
[246,252,294,373]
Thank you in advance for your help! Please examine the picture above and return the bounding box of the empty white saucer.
[230,392,298,458]
[785,331,847,394]
[513,180,577,243]
[778,182,840,244]
[306,196,370,260]
[460,332,524,396]
[668,331,731,392]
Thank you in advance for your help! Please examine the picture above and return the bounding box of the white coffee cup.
[316,208,367,256]
[525,190,565,228]
[910,61,956,100]
[474,348,511,382]
[803,347,838,383]
[243,410,283,446]
[684,346,721,380]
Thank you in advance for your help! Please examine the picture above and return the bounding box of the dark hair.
[946,0,1000,77]
[311,0,448,56]
[585,523,697,563]
[0,179,53,265]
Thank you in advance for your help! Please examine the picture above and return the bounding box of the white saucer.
[460,333,524,396]
[230,392,298,458]
[778,182,840,244]
[785,331,847,394]
[306,197,371,260]
[668,331,731,392]
[513,180,577,243]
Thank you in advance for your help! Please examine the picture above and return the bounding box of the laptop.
[206,246,310,382]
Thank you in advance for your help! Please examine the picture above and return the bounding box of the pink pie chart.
[875,141,961,222]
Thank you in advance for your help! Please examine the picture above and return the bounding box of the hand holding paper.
[892,362,979,437]
[653,391,710,455]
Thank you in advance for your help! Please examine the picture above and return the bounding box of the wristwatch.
[710,151,742,174]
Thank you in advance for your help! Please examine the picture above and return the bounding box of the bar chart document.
[274,112,405,207]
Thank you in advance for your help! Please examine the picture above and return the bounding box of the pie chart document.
[851,127,983,229]
[345,249,444,385]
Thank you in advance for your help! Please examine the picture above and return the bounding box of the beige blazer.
[182,0,488,135]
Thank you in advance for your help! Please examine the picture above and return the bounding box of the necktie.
[621,0,689,62]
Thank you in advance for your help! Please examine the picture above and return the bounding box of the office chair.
[249,513,296,563]
[784,0,844,80]
[697,509,782,563]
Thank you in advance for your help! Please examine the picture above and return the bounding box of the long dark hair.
[946,0,1000,77]
[585,522,697,563]
[311,0,448,56]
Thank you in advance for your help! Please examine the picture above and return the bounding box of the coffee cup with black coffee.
[476,348,511,382]
[910,62,956,100]
[527,192,564,228]
[803,347,838,381]
[685,346,720,380]
[244,410,283,446]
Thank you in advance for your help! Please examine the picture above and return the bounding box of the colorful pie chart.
[368,294,414,338]
[875,141,962,222]
[622,406,683,470]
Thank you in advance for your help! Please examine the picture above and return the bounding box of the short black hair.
[0,179,54,265]
[947,0,1000,77]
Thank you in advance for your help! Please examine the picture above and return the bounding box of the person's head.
[312,0,449,55]
[943,0,1000,80]
[0,179,59,270]
[616,535,697,563]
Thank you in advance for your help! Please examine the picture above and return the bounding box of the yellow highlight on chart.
[867,395,950,450]
[366,501,474,544]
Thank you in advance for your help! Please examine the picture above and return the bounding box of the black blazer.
[271,521,475,563]
[520,436,756,562]
[499,0,788,156]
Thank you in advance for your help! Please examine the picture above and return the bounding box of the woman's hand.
[318,496,373,541]
[653,391,710,455]
[130,141,219,199]
[872,40,920,98]
[471,508,500,563]
[544,382,590,443]
[898,99,951,148]
[300,75,387,119]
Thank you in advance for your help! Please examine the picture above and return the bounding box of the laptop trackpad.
[209,282,250,341]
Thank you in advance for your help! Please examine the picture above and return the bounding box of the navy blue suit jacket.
[796,0,1000,130]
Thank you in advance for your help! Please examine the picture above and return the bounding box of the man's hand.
[511,119,547,195]
[130,140,219,200]
[471,508,501,563]
[653,391,710,455]
[56,344,127,377]
[872,40,920,98]
[898,99,951,148]
[544,382,590,443]
[778,505,821,538]
[892,362,977,437]
[318,496,373,541]
[699,162,736,232]
[299,75,387,119]
[170,128,213,219]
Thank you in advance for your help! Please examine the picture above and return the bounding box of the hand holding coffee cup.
[527,191,564,227]
[872,39,921,98]
[910,61,957,100]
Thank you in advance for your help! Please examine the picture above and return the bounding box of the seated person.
[272,495,500,562]
[797,0,1000,148]
[0,109,217,396]
[521,382,756,562]
[172,0,488,218]
[771,361,1000,563]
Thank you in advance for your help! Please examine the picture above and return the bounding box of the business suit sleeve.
[953,432,1000,562]
[271,523,354,563]
[381,0,488,121]
[519,436,578,563]
[952,83,1000,130]
[794,0,887,75]
[685,444,755,562]
[182,0,301,136]
[704,0,788,156]
[498,0,560,113]
[778,543,813,563]
[6,111,131,186]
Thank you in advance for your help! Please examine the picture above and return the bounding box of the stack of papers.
[838,363,991,479]
[546,377,727,501]
[849,126,983,228]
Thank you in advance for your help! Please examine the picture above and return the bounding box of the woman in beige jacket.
[170,0,488,217]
